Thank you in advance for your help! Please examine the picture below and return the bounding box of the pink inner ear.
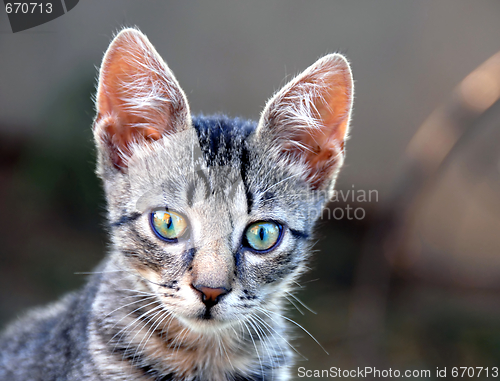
[95,115,163,169]
[281,60,353,190]
[94,29,188,169]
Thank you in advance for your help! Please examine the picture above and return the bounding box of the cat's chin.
[176,314,236,334]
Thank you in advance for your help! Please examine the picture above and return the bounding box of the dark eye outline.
[242,220,284,254]
[149,209,189,243]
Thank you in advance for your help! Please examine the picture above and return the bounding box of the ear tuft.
[94,28,191,170]
[257,53,354,191]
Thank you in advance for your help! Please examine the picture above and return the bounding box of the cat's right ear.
[94,28,191,170]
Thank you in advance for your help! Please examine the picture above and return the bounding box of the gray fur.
[0,28,353,381]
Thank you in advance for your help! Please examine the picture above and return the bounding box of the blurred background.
[1,1,500,378]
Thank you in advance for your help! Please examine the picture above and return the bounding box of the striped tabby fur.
[0,28,353,380]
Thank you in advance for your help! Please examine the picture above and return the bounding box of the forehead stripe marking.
[186,179,196,208]
[240,144,253,214]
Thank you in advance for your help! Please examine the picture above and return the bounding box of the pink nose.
[192,285,229,305]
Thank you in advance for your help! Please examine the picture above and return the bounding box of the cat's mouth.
[174,309,237,333]
[193,305,228,324]
[200,308,214,321]
[177,316,230,334]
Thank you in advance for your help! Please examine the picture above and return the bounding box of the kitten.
[0,28,353,381]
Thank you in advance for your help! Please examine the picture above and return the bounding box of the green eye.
[245,221,282,252]
[150,210,188,242]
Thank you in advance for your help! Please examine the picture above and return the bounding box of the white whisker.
[257,307,328,355]
[284,295,304,315]
[286,291,316,315]
[241,320,264,378]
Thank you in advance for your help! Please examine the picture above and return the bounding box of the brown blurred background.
[1,1,500,379]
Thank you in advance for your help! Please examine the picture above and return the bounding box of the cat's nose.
[192,284,230,306]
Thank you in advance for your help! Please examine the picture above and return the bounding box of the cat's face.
[93,29,353,332]
[103,126,322,331]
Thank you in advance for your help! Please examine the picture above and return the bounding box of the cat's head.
[93,28,353,332]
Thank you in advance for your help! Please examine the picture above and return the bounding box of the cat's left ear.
[257,54,353,192]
